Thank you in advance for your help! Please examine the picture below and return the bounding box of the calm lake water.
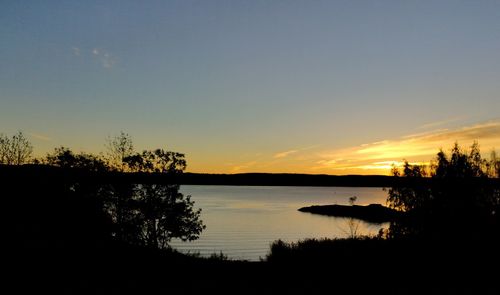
[170,185,389,261]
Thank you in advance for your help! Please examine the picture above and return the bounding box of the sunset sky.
[1,1,500,175]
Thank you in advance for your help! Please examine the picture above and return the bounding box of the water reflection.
[170,186,388,261]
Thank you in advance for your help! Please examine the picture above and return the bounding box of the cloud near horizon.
[229,161,257,173]
[313,120,500,174]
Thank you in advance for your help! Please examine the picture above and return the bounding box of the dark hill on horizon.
[0,164,402,187]
[2,164,499,188]
[181,172,394,187]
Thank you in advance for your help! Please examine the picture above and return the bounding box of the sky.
[1,1,500,175]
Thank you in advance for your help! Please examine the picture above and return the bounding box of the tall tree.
[0,131,33,165]
[0,133,9,164]
[102,146,205,249]
[105,131,134,171]
[487,150,500,178]
[131,183,204,248]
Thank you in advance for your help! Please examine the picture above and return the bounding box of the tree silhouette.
[345,196,360,239]
[492,151,500,178]
[0,131,33,165]
[387,161,430,212]
[131,184,204,248]
[101,136,205,249]
[123,149,186,173]
[0,134,8,164]
[101,158,205,248]
[386,142,500,239]
[35,132,205,250]
[106,131,134,171]
[45,147,108,172]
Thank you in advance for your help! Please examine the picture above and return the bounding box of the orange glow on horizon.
[186,120,500,175]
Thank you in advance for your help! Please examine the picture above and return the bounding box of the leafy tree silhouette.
[123,149,186,173]
[39,134,205,250]
[45,147,108,172]
[101,155,204,248]
[101,135,204,249]
[130,183,203,248]
[386,141,500,239]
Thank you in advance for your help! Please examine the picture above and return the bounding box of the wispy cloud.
[273,145,320,159]
[274,149,298,159]
[92,48,116,68]
[417,116,464,130]
[71,46,117,68]
[314,120,500,174]
[101,53,116,68]
[28,132,51,142]
[72,47,81,56]
[230,161,257,173]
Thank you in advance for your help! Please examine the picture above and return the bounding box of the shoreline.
[298,203,400,223]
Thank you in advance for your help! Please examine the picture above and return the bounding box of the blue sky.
[1,1,500,174]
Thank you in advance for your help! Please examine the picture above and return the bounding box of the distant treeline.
[3,165,499,188]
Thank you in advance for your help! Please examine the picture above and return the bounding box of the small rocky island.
[298,203,400,224]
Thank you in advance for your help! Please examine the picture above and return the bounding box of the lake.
[170,185,389,261]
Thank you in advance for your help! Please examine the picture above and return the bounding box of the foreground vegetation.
[384,142,499,240]
[2,131,500,293]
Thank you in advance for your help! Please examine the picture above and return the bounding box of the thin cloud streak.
[28,132,51,142]
[417,117,464,130]
[274,150,298,159]
[273,145,321,159]
[230,161,257,173]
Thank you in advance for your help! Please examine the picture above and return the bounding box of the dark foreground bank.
[4,165,500,294]
[7,236,500,294]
